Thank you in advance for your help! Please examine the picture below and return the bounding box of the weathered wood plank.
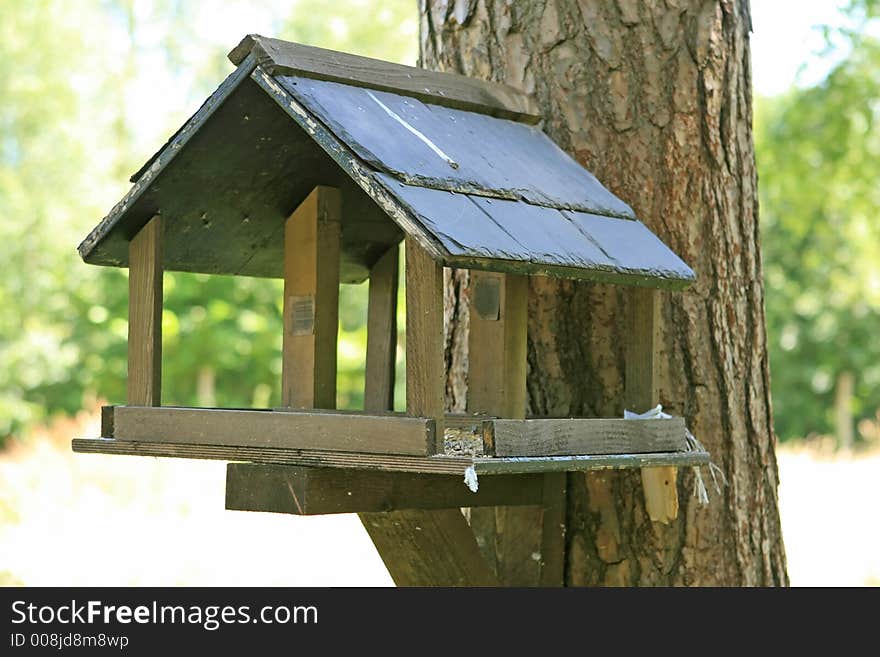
[79,57,258,268]
[282,186,341,409]
[127,215,163,406]
[101,405,115,439]
[225,464,543,515]
[466,271,568,586]
[110,406,433,456]
[72,437,709,473]
[229,34,540,123]
[625,287,679,523]
[468,272,527,418]
[476,450,708,474]
[74,437,469,472]
[490,417,688,457]
[539,472,567,586]
[361,509,498,586]
[405,238,445,452]
[626,287,660,412]
[364,245,399,412]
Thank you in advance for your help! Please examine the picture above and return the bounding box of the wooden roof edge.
[448,254,696,290]
[77,54,260,263]
[228,34,542,124]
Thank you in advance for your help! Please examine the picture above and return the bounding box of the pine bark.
[422,0,788,585]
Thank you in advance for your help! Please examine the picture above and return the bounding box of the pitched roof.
[79,35,694,288]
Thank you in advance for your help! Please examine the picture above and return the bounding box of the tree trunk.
[422,0,788,585]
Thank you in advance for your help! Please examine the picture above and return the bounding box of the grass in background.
[1,409,878,587]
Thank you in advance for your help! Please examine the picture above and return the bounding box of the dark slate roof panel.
[467,196,615,269]
[377,176,695,283]
[278,75,635,218]
[375,175,530,260]
[563,210,695,280]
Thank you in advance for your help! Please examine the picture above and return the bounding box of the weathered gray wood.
[283,77,631,219]
[72,437,709,473]
[361,509,498,586]
[225,464,543,515]
[74,437,469,472]
[378,177,693,288]
[466,271,568,586]
[100,405,115,438]
[282,186,341,409]
[229,34,540,123]
[79,58,402,286]
[127,215,163,406]
[405,238,445,451]
[625,287,679,523]
[361,252,494,586]
[490,417,688,457]
[539,472,567,586]
[625,287,660,412]
[468,272,528,418]
[476,451,708,473]
[364,245,399,412]
[110,406,433,456]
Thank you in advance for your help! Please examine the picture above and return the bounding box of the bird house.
[74,36,707,532]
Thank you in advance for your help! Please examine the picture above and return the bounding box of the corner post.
[626,287,679,524]
[282,186,341,410]
[364,245,399,413]
[467,271,566,586]
[403,238,445,450]
[127,215,163,406]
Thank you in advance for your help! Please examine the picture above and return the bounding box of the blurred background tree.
[0,0,415,443]
[1,0,879,448]
[756,0,880,442]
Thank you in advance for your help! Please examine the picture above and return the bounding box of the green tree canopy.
[756,0,880,439]
[0,0,414,442]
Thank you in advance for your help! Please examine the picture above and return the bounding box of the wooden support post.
[626,287,679,524]
[127,215,163,406]
[467,271,567,586]
[403,238,445,448]
[468,271,527,418]
[358,239,495,586]
[282,186,341,409]
[364,245,399,412]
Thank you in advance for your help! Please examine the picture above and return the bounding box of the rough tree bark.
[422,0,788,585]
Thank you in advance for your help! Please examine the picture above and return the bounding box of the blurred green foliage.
[756,0,880,440]
[0,0,415,442]
[2,0,879,445]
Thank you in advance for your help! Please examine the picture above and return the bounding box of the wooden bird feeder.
[74,35,707,547]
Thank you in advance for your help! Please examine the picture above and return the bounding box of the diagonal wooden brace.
[356,240,496,586]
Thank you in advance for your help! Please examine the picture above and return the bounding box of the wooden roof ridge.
[228,34,542,124]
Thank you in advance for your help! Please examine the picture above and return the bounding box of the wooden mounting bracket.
[626,287,679,524]
[467,270,567,586]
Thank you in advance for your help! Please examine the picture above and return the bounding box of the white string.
[464,465,479,493]
[624,404,724,506]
